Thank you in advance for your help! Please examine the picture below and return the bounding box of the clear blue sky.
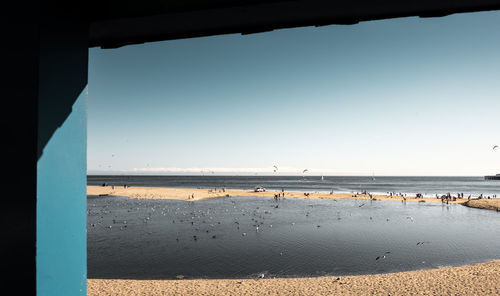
[88,11,500,176]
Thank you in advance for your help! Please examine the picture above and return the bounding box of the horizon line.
[86,173,488,177]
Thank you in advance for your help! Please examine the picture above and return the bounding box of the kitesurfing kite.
[273,165,278,173]
[303,169,308,173]
[493,145,498,150]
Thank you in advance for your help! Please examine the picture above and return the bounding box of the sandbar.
[87,185,467,204]
[464,199,500,211]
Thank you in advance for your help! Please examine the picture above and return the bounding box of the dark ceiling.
[87,0,500,48]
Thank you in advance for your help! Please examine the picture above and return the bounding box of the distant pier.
[484,174,500,180]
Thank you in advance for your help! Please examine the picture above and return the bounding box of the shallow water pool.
[87,196,500,279]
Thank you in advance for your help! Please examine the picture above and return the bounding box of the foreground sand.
[87,260,500,296]
[87,185,467,204]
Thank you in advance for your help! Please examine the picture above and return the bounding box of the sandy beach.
[87,185,500,295]
[87,185,468,204]
[87,260,500,296]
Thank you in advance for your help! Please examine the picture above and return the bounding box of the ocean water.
[87,175,500,197]
[87,195,500,280]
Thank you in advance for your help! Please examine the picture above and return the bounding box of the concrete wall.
[36,22,88,296]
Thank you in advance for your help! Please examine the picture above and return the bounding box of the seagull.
[376,251,391,260]
[417,241,430,245]
[273,165,278,171]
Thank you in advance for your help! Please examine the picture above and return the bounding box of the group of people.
[100,183,129,189]
[388,192,406,197]
[350,192,375,200]
[477,193,497,199]
[273,188,286,200]
[438,192,467,203]
[274,193,285,200]
[440,193,454,203]
[208,187,226,193]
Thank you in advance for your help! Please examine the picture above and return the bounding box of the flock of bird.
[88,194,435,271]
[99,145,498,173]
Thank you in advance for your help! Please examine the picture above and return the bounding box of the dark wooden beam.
[89,0,500,48]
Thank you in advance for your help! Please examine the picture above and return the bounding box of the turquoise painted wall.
[37,88,87,295]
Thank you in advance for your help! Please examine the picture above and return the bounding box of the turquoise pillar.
[37,22,88,296]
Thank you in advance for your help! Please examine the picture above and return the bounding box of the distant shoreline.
[87,174,489,177]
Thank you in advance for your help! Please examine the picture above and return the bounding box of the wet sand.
[87,260,500,296]
[464,199,500,211]
[87,185,467,204]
